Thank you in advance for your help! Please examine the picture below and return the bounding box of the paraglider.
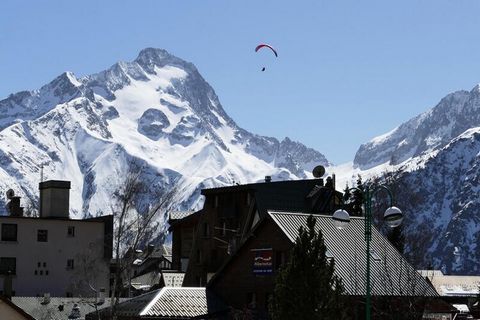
[255,43,277,71]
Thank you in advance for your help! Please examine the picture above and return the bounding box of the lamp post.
[332,184,403,320]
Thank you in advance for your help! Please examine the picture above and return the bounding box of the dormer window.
[369,250,382,262]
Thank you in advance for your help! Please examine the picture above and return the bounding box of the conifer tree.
[350,175,364,217]
[342,184,352,212]
[269,215,346,320]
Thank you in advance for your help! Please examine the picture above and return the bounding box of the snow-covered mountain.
[0,48,329,221]
[333,85,480,275]
[4,47,478,274]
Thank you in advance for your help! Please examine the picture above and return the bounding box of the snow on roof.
[452,304,470,313]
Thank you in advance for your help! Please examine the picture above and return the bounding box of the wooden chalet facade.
[167,177,455,319]
[171,177,341,287]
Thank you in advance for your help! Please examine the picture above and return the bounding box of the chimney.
[7,196,23,217]
[264,176,272,183]
[42,293,51,304]
[147,244,155,255]
[39,180,71,218]
[98,288,106,304]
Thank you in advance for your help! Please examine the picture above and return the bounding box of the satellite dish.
[6,189,15,199]
[312,165,326,178]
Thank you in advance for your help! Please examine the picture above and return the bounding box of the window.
[1,224,17,242]
[39,270,43,275]
[67,259,74,270]
[0,257,16,275]
[34,270,37,275]
[370,250,382,262]
[37,230,48,242]
[67,226,75,237]
[45,270,49,276]
[43,262,46,268]
[37,262,41,268]
[203,223,210,237]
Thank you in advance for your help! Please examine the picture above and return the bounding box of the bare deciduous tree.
[109,161,178,319]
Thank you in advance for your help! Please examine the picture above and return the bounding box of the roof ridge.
[139,288,165,316]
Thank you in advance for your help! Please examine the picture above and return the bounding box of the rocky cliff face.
[349,85,480,274]
[354,87,480,170]
[0,48,329,224]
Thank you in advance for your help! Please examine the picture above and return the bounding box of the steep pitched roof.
[12,296,122,320]
[168,210,201,231]
[91,288,227,318]
[419,270,480,297]
[140,287,227,318]
[169,211,196,221]
[130,271,185,291]
[268,211,439,297]
[131,271,161,291]
[0,296,35,320]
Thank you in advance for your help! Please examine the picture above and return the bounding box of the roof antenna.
[40,165,44,182]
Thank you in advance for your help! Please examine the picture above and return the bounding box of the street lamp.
[332,185,403,320]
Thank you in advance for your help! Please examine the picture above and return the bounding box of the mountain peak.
[134,48,195,74]
[49,71,80,88]
[136,47,171,61]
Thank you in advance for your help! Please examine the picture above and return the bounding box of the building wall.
[184,190,253,286]
[210,219,292,312]
[0,217,110,297]
[171,224,195,272]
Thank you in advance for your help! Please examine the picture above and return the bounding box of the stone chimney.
[39,180,71,218]
[7,196,23,217]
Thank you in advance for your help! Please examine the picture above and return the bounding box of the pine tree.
[350,175,364,217]
[269,215,346,320]
[342,184,352,212]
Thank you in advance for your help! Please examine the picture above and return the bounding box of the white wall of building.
[0,216,110,297]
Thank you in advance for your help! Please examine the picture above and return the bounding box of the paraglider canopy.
[255,44,278,57]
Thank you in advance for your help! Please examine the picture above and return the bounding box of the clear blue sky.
[1,0,480,164]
